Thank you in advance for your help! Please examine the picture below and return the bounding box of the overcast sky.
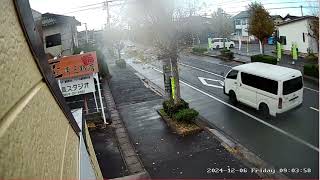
[29,0,318,31]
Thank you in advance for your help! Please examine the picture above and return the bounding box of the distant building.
[32,11,81,56]
[271,15,284,26]
[283,14,300,22]
[277,16,318,54]
[232,11,255,42]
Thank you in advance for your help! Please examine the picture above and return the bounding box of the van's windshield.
[283,76,303,95]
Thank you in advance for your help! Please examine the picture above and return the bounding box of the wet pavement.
[107,62,259,178]
[124,54,319,179]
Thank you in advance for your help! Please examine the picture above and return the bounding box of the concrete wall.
[43,23,75,56]
[0,0,79,178]
[278,19,318,54]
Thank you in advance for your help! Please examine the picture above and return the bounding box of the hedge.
[304,64,319,78]
[305,55,318,62]
[192,47,207,54]
[173,108,199,122]
[163,99,189,117]
[251,54,277,65]
[220,48,234,60]
[116,59,126,68]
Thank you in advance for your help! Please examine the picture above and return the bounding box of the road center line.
[152,67,319,152]
[180,62,319,93]
[310,107,319,112]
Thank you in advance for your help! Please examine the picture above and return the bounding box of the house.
[277,16,318,54]
[32,11,81,56]
[271,15,283,26]
[232,11,255,42]
[283,14,300,22]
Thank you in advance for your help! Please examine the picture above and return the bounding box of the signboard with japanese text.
[49,52,99,79]
[60,75,95,97]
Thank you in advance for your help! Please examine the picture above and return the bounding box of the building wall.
[0,0,79,178]
[235,18,249,37]
[43,23,75,56]
[278,19,318,53]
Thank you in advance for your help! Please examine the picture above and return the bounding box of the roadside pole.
[93,91,99,112]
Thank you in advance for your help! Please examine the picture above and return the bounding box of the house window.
[242,19,247,25]
[280,36,287,45]
[45,33,61,48]
[235,19,241,25]
[302,33,305,42]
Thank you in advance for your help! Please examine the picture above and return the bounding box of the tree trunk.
[118,48,121,60]
[162,58,172,100]
[170,56,181,104]
[259,40,263,54]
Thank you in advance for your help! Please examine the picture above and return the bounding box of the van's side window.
[226,70,238,79]
[241,72,278,95]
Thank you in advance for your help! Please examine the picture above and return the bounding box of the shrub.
[220,48,234,60]
[192,47,207,54]
[163,99,189,117]
[305,55,318,62]
[304,64,319,78]
[174,108,199,122]
[116,59,126,68]
[251,54,277,65]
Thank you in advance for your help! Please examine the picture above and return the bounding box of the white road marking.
[180,62,319,93]
[304,87,319,93]
[310,107,319,112]
[152,67,319,152]
[198,77,224,89]
[179,63,225,78]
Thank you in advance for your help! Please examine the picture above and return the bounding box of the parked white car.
[210,38,235,49]
[224,62,303,117]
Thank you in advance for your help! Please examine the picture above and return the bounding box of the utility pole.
[300,5,304,16]
[103,0,111,28]
[84,23,88,43]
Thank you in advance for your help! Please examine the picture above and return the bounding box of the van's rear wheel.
[216,45,219,49]
[259,103,270,117]
[229,91,237,105]
[230,44,234,48]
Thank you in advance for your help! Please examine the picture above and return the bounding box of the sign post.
[94,73,107,124]
[50,52,107,124]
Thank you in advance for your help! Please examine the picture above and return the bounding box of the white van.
[210,38,235,49]
[223,62,303,116]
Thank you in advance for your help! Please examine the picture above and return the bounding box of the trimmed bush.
[174,108,199,122]
[220,48,234,60]
[163,99,189,117]
[192,47,207,54]
[305,55,318,62]
[251,54,277,65]
[116,59,126,68]
[304,64,319,78]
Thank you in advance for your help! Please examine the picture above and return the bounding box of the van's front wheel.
[259,103,270,117]
[229,91,238,105]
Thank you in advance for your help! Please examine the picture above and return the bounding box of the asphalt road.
[138,52,319,179]
[174,54,319,178]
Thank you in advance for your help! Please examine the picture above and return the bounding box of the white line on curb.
[304,87,319,93]
[152,67,319,152]
[310,107,319,112]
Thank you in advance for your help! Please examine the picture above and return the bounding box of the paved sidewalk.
[107,61,259,178]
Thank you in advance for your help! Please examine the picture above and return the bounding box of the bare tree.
[128,0,189,104]
[248,2,274,54]
[211,8,233,48]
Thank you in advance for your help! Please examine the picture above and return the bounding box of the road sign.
[60,75,95,97]
[198,77,224,89]
[49,51,99,79]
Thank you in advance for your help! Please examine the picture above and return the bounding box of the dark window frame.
[226,70,238,80]
[14,0,80,135]
[241,72,278,95]
[45,33,61,48]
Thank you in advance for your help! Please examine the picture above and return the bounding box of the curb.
[195,116,288,179]
[102,80,150,179]
[303,75,319,84]
[128,62,288,179]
